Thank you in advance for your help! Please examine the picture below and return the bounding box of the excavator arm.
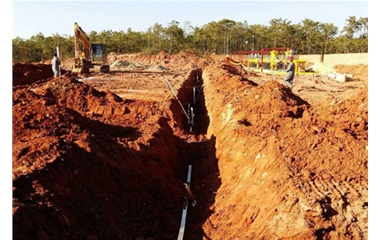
[74,22,91,60]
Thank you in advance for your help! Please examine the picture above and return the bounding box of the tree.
[300,19,322,54]
[146,23,166,54]
[192,27,212,56]
[12,37,26,62]
[248,24,269,51]
[166,20,185,54]
[342,16,359,53]
[219,19,236,55]
[358,17,368,52]
[320,23,338,61]
[289,23,303,54]
[126,29,144,53]
[229,21,249,52]
[12,16,368,62]
[195,21,224,55]
[268,18,292,48]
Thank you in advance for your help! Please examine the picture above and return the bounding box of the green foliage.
[12,16,368,63]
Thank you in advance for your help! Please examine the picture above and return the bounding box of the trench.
[170,70,221,239]
[12,60,369,240]
[12,66,220,240]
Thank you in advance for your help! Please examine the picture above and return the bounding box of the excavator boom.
[74,22,91,59]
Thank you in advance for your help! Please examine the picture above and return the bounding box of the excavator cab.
[90,43,110,73]
[91,44,107,63]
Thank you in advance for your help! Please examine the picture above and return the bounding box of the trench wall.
[200,63,313,239]
[199,61,368,239]
[170,68,203,132]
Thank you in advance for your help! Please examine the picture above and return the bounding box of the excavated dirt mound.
[12,73,188,239]
[199,62,367,239]
[12,52,368,240]
[13,63,68,86]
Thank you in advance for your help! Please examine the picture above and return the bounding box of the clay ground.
[12,51,368,240]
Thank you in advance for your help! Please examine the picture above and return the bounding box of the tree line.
[12,16,368,63]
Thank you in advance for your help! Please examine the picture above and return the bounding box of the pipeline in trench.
[166,70,221,239]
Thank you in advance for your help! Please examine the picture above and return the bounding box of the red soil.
[12,51,368,239]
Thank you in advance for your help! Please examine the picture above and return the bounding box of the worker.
[51,53,61,77]
[284,55,295,87]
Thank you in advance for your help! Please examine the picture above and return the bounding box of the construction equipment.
[229,48,292,71]
[72,22,110,73]
[228,47,312,75]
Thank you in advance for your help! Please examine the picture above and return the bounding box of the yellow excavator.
[72,22,110,73]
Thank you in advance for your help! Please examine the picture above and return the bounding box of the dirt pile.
[12,72,187,239]
[12,51,368,240]
[199,62,367,239]
[13,63,67,86]
[115,51,209,72]
[334,64,368,80]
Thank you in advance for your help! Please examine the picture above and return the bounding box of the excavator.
[72,22,110,73]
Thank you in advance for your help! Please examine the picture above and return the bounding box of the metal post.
[56,46,61,76]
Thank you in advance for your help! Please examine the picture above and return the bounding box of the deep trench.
[173,70,221,239]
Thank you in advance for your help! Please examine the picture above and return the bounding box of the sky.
[12,0,369,39]
[5,0,377,239]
